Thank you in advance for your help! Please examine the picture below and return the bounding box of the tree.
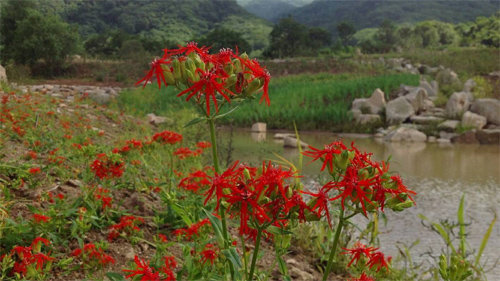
[337,21,356,46]
[308,27,332,50]
[375,20,398,52]
[9,8,80,75]
[264,16,309,58]
[198,28,251,53]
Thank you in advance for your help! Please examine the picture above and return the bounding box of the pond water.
[218,129,500,280]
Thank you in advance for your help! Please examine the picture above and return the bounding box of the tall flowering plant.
[137,42,271,279]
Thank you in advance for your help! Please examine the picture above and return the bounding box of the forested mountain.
[236,0,313,21]
[40,0,272,51]
[285,0,499,36]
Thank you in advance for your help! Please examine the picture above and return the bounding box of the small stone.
[147,113,172,126]
[428,136,437,142]
[283,137,308,148]
[446,92,471,119]
[66,179,83,187]
[251,122,266,132]
[439,131,458,140]
[451,131,478,144]
[476,129,500,145]
[437,138,451,144]
[410,115,444,125]
[438,120,460,132]
[384,127,427,142]
[274,133,295,139]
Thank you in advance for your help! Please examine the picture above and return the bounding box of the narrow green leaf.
[475,214,496,267]
[202,208,224,247]
[214,106,239,120]
[106,272,126,281]
[458,194,466,256]
[171,203,192,225]
[222,247,242,280]
[184,117,206,128]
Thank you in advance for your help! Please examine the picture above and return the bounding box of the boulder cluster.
[351,58,499,145]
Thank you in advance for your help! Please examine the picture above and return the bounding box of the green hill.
[288,0,500,35]
[56,0,272,51]
[237,0,313,21]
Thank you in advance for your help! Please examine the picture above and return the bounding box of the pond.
[218,129,500,279]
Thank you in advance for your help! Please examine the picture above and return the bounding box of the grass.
[114,73,420,131]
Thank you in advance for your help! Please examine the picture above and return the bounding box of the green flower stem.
[248,228,263,281]
[322,209,345,281]
[207,118,234,279]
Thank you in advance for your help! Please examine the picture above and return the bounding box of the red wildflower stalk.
[33,214,50,223]
[151,130,183,145]
[302,141,347,172]
[341,242,377,267]
[108,215,144,241]
[200,243,219,265]
[350,272,376,281]
[173,218,210,240]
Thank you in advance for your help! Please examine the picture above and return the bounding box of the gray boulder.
[437,69,461,86]
[386,96,415,125]
[385,127,427,142]
[410,115,444,125]
[351,88,386,114]
[470,98,500,125]
[420,80,436,97]
[476,129,500,145]
[356,114,381,125]
[0,64,7,82]
[88,89,112,105]
[147,113,173,126]
[461,111,487,130]
[463,78,476,93]
[445,92,471,119]
[438,120,460,132]
[283,137,308,148]
[405,87,428,112]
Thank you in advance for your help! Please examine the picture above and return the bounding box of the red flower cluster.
[342,242,392,272]
[108,215,144,241]
[33,213,50,223]
[46,191,64,203]
[151,131,183,145]
[173,218,210,240]
[178,161,305,239]
[302,141,416,223]
[90,153,125,179]
[200,243,219,265]
[173,147,202,160]
[94,187,112,209]
[113,138,144,154]
[350,272,376,281]
[123,255,176,281]
[29,167,41,174]
[7,237,53,277]
[136,42,271,116]
[71,243,115,266]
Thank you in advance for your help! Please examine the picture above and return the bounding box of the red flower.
[158,234,168,243]
[173,147,198,160]
[152,131,183,145]
[200,244,218,265]
[350,272,376,281]
[302,141,347,172]
[240,58,271,106]
[108,216,144,241]
[29,167,41,174]
[301,187,333,227]
[196,141,211,149]
[178,170,211,193]
[33,214,50,223]
[90,153,125,179]
[366,251,391,272]
[173,218,210,240]
[136,57,172,89]
[177,69,234,115]
[203,162,240,210]
[342,242,377,267]
[123,256,161,281]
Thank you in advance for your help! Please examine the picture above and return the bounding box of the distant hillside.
[288,0,500,36]
[237,0,313,21]
[59,0,272,51]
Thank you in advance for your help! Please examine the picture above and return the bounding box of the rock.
[384,127,427,142]
[147,113,172,126]
[437,138,451,144]
[410,115,444,125]
[289,267,314,281]
[476,129,500,145]
[470,98,500,125]
[437,69,461,86]
[488,71,500,79]
[351,88,386,114]
[88,89,112,105]
[439,131,458,140]
[438,120,460,132]
[385,96,415,125]
[66,179,83,187]
[283,137,308,148]
[431,80,439,95]
[420,80,436,97]
[423,99,435,110]
[405,87,428,112]
[463,78,476,92]
[486,124,498,129]
[251,132,266,142]
[445,92,471,119]
[461,111,487,130]
[356,114,381,125]
[428,136,437,142]
[274,133,295,139]
[251,122,266,132]
[0,64,7,82]
[451,130,478,144]
[374,133,384,138]
[125,247,136,260]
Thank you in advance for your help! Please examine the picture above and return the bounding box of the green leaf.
[106,272,126,281]
[222,247,242,280]
[202,208,224,247]
[457,194,466,256]
[214,106,239,120]
[475,214,496,267]
[171,203,192,225]
[184,117,206,128]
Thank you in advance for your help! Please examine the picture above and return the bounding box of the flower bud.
[186,58,197,73]
[224,63,233,74]
[233,59,242,73]
[163,68,176,85]
[172,59,182,80]
[243,79,261,95]
[225,74,237,88]
[240,52,249,60]
[180,60,188,83]
[390,200,414,212]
